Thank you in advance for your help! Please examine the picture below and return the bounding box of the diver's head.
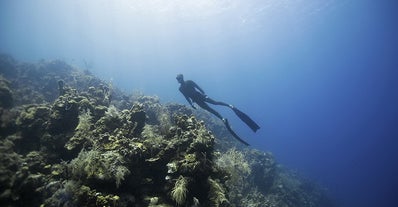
[176,74,184,83]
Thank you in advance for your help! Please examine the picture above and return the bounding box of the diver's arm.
[183,94,196,109]
[179,87,195,109]
[192,81,205,95]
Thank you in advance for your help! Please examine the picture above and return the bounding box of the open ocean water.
[1,0,397,206]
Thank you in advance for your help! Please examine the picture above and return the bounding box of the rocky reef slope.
[0,54,333,207]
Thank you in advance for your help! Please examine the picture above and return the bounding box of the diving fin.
[223,118,250,146]
[232,107,260,132]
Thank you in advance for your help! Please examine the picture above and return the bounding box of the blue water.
[1,0,397,206]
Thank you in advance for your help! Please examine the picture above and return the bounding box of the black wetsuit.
[179,80,229,120]
[178,78,260,146]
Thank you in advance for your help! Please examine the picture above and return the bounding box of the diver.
[176,74,260,146]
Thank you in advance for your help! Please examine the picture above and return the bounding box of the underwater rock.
[48,94,79,135]
[14,104,51,153]
[0,76,13,108]
[166,103,193,117]
[248,150,277,193]
[0,139,23,203]
[0,54,18,78]
[16,105,51,134]
[134,95,162,125]
[65,110,94,151]
[128,103,146,137]
[0,108,18,136]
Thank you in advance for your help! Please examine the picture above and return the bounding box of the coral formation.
[0,75,13,108]
[208,178,229,207]
[171,175,188,205]
[0,54,334,207]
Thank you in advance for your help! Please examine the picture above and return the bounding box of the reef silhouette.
[0,54,334,207]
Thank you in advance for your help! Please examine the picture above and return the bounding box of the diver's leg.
[204,97,233,108]
[204,96,259,132]
[223,118,250,146]
[196,101,224,120]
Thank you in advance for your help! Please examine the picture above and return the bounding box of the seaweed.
[208,178,229,207]
[68,149,130,188]
[170,175,188,206]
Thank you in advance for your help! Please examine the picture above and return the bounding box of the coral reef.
[171,175,188,205]
[0,75,13,108]
[0,54,334,207]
